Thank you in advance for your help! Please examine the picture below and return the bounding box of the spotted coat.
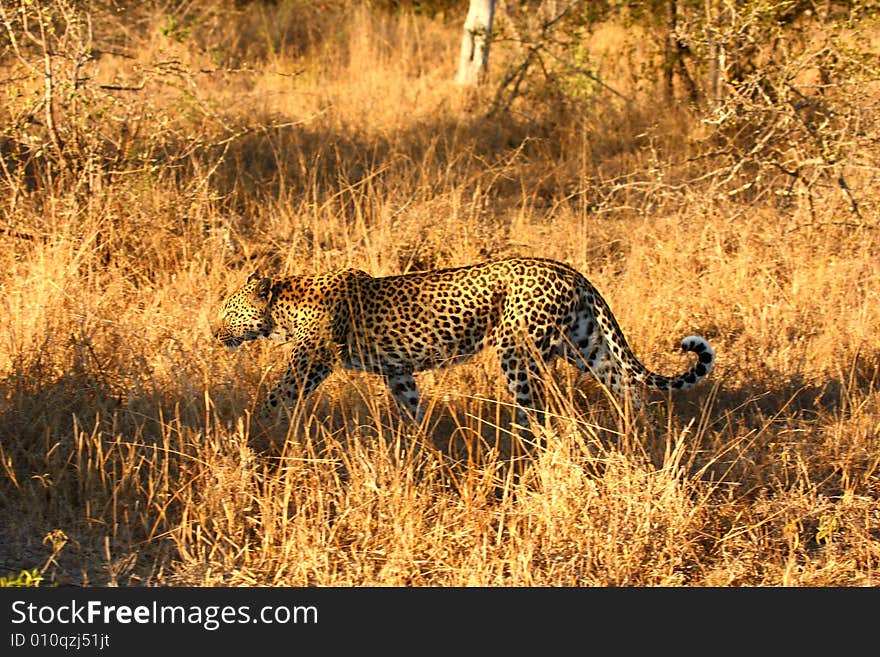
[212,258,715,432]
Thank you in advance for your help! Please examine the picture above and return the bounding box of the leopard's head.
[212,273,276,349]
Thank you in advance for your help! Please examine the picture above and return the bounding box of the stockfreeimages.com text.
[10,600,317,631]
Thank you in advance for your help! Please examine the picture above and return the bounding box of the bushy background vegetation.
[1,0,878,586]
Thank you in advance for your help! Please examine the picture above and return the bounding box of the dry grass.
[1,1,878,587]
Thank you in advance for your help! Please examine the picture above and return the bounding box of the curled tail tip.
[681,335,715,375]
[681,335,712,352]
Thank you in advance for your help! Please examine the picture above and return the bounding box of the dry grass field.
[1,1,878,587]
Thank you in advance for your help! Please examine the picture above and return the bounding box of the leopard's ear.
[253,276,273,302]
[247,272,273,301]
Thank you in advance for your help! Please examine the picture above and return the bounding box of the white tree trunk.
[456,0,495,86]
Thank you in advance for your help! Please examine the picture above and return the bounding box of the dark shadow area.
[0,358,207,586]
[207,109,570,211]
[678,357,878,499]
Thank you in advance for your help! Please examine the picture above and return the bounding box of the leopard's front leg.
[257,351,333,422]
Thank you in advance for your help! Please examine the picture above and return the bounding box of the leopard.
[212,257,715,435]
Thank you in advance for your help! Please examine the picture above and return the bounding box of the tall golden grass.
[0,1,878,586]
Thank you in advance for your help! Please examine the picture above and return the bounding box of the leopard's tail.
[640,335,715,391]
[579,283,715,394]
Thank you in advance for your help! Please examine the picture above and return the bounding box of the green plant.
[0,569,44,588]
